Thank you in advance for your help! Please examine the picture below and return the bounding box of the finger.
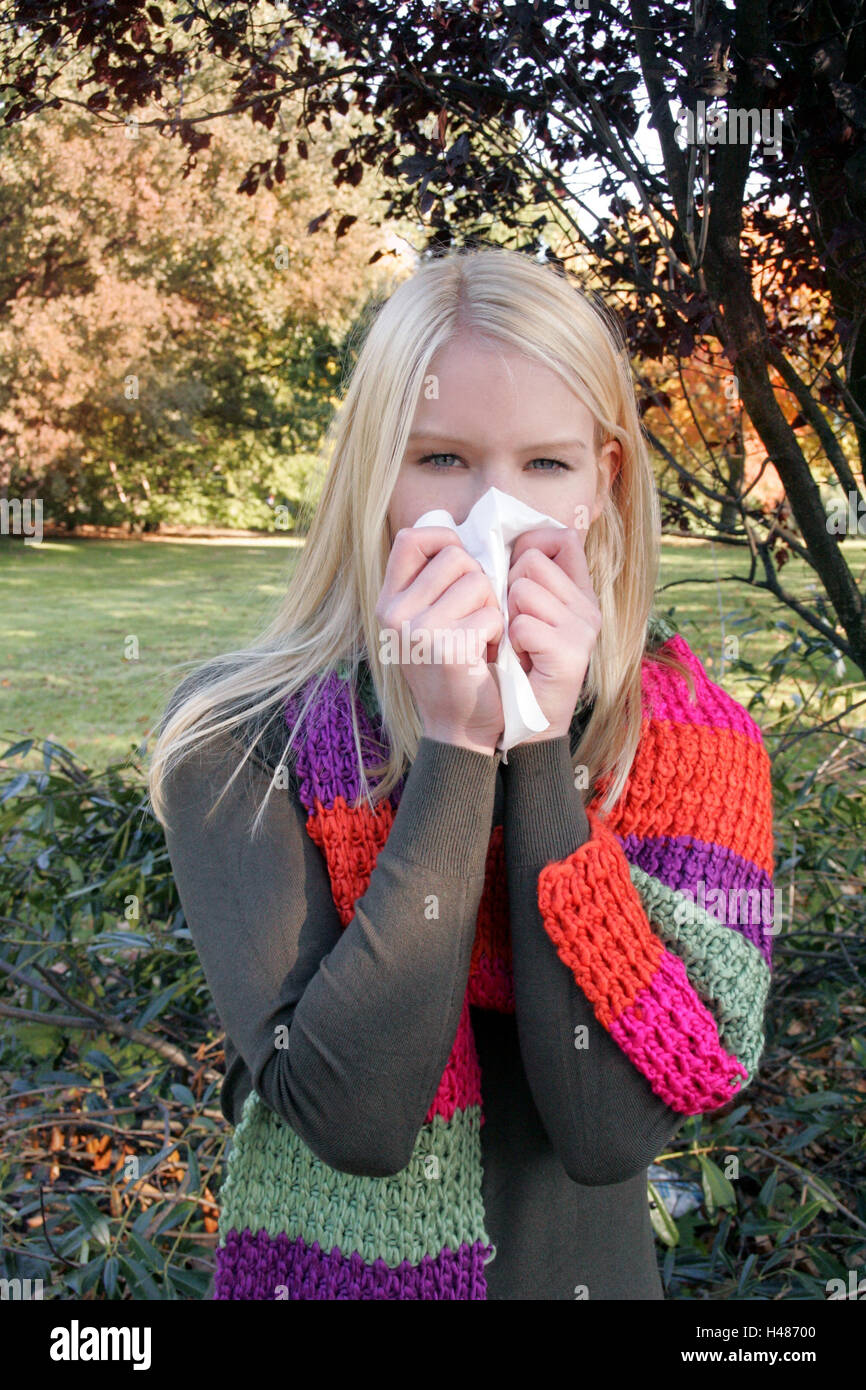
[508,546,579,609]
[510,525,592,596]
[424,568,503,633]
[457,605,506,667]
[509,611,561,671]
[405,602,504,668]
[385,526,466,591]
[510,594,599,659]
[383,527,475,610]
[509,609,596,675]
[507,574,568,629]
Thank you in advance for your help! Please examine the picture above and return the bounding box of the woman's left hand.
[506,525,601,742]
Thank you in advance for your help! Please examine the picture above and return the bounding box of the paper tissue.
[412,485,568,759]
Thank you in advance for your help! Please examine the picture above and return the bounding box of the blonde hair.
[147,245,693,831]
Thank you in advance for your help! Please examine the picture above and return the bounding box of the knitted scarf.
[213,625,774,1299]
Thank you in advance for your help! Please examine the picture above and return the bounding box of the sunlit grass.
[1,534,864,768]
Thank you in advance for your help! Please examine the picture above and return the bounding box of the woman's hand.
[506,525,601,743]
[375,526,506,756]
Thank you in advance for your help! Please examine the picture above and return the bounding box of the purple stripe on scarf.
[285,672,393,813]
[214,1228,491,1300]
[617,832,776,965]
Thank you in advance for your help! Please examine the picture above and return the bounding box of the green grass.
[1,534,864,768]
[0,537,302,768]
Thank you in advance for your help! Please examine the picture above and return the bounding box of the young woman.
[148,246,775,1301]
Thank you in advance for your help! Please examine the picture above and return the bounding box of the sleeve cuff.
[501,734,591,866]
[381,736,502,877]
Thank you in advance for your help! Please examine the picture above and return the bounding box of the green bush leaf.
[697,1154,738,1216]
[102,1255,119,1297]
[68,1194,111,1247]
[647,1181,680,1246]
[757,1166,779,1212]
[135,981,183,1027]
[126,1229,165,1272]
[163,1264,212,1298]
[118,1255,163,1300]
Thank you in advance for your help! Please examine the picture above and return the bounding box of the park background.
[1,0,865,1302]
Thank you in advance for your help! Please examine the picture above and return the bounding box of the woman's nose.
[463,465,526,515]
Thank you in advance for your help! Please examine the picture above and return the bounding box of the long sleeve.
[160,728,501,1179]
[501,733,686,1186]
[532,641,774,1118]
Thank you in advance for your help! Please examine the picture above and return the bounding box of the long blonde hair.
[147,245,693,831]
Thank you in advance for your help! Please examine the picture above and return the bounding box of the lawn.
[0,536,302,768]
[1,532,864,769]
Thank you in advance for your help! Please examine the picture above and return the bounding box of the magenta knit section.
[609,949,749,1112]
[642,635,764,743]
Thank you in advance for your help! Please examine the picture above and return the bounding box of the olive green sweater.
[160,701,684,1300]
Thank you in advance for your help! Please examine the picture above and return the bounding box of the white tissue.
[412,485,567,760]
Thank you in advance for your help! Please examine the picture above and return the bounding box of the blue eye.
[418,453,570,471]
[419,453,460,468]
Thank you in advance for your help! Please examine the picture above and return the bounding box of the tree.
[0,43,412,528]
[2,0,863,668]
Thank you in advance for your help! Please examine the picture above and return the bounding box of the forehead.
[413,334,595,443]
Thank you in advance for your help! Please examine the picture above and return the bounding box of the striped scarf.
[212,627,774,1299]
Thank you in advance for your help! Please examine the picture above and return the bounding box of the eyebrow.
[408,433,590,452]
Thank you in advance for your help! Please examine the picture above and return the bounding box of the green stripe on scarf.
[628,864,770,1081]
[218,1091,490,1267]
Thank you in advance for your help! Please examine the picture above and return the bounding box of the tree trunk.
[705,231,866,672]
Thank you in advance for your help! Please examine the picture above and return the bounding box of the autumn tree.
[0,47,414,529]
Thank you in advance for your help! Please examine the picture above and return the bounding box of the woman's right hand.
[375,526,505,755]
